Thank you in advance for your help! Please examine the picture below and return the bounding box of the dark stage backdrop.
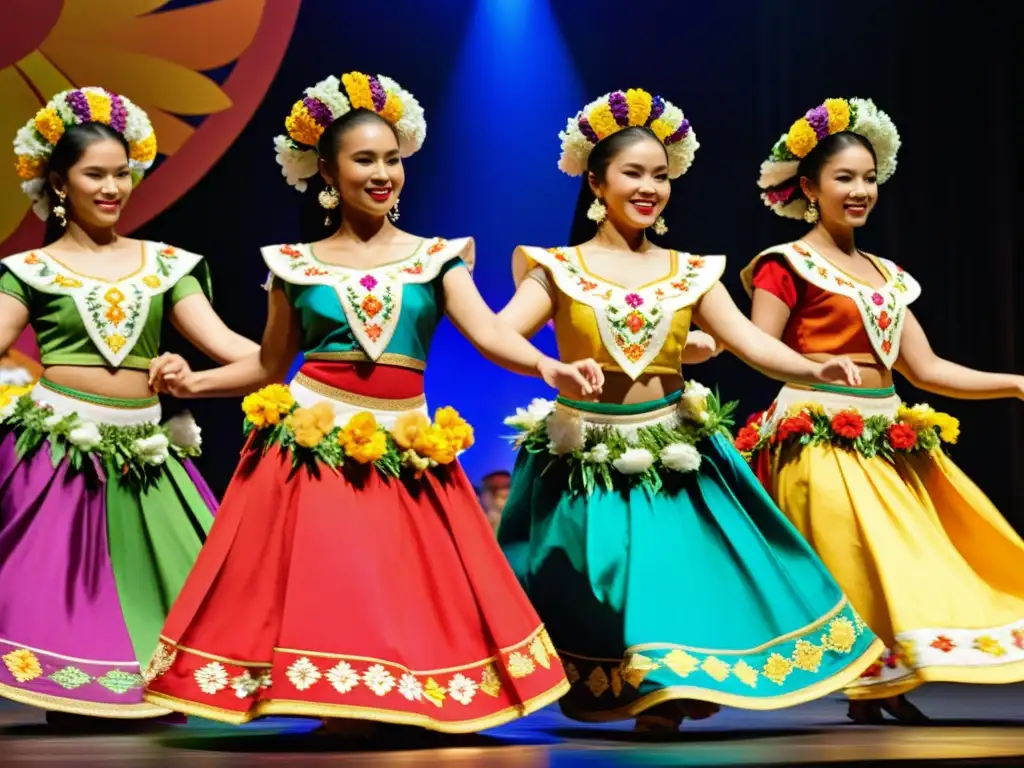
[133,0,1021,529]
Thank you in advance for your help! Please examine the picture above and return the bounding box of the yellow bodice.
[514,246,726,380]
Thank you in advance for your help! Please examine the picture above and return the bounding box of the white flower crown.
[273,72,426,193]
[13,87,156,220]
[558,88,698,180]
[758,97,900,219]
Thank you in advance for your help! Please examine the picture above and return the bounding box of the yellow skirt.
[761,385,1024,699]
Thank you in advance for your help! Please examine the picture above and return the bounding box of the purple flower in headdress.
[303,97,334,127]
[578,116,599,143]
[664,119,690,145]
[109,94,127,133]
[649,96,665,123]
[805,104,831,140]
[609,91,630,126]
[67,90,91,123]
[367,76,388,112]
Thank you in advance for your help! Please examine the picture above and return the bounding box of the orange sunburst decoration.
[0,0,301,254]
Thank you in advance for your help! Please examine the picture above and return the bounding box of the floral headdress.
[13,87,157,221]
[274,72,426,193]
[758,97,900,219]
[558,88,699,180]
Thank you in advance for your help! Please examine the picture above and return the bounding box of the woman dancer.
[740,97,1024,722]
[496,88,883,734]
[142,71,602,732]
[0,87,256,723]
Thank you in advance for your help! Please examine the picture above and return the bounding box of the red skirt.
[143,363,568,730]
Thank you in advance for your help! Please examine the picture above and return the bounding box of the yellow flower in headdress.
[342,72,374,111]
[130,135,158,164]
[85,92,112,124]
[625,89,653,126]
[786,117,818,158]
[285,101,325,147]
[824,99,851,134]
[15,156,43,181]
[34,108,65,145]
[587,103,618,140]
[379,93,404,125]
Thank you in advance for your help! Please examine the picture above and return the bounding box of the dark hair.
[567,127,667,246]
[43,122,130,245]
[796,131,876,188]
[299,110,401,243]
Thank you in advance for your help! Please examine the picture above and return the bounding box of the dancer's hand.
[149,353,191,393]
[681,330,719,365]
[537,356,603,398]
[814,356,862,388]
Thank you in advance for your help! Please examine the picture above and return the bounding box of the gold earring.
[652,216,668,236]
[387,197,400,223]
[803,200,819,224]
[53,189,67,228]
[318,186,339,226]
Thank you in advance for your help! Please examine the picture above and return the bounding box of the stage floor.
[2,684,1023,766]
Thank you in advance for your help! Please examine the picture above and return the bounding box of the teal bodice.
[261,237,474,369]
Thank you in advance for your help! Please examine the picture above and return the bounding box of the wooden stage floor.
[2,684,1023,766]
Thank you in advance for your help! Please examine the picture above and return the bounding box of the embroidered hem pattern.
[847,619,1024,699]
[0,640,167,717]
[556,601,885,718]
[144,627,570,729]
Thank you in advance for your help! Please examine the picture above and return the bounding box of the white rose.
[660,442,702,472]
[43,413,66,430]
[68,422,102,450]
[166,412,202,450]
[613,447,654,475]
[545,408,585,455]
[584,443,611,464]
[134,433,170,466]
[680,380,711,422]
[503,398,555,431]
[0,367,33,386]
[0,400,17,421]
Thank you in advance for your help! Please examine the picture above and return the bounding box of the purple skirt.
[0,393,217,718]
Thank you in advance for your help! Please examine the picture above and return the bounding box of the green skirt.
[498,393,882,721]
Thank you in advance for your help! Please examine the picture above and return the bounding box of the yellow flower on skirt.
[286,402,335,448]
[338,412,388,464]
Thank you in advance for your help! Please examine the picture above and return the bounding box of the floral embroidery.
[144,643,178,683]
[701,656,731,682]
[793,639,825,672]
[286,657,322,691]
[261,238,468,361]
[363,664,397,696]
[585,666,610,697]
[231,670,271,699]
[663,649,700,677]
[1013,629,1024,650]
[49,666,92,690]
[774,242,919,368]
[3,649,43,683]
[507,651,536,679]
[527,247,724,380]
[96,670,144,694]
[931,635,956,653]
[975,636,1007,657]
[480,664,502,697]
[530,636,551,669]
[0,244,204,368]
[398,673,424,701]
[194,662,229,695]
[326,661,360,694]
[423,677,446,707]
[447,673,478,705]
[762,654,794,685]
[733,660,759,688]
[621,653,659,689]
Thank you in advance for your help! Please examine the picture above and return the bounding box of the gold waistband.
[292,372,426,411]
[303,351,426,372]
[554,400,680,426]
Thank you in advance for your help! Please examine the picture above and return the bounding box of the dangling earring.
[652,216,668,236]
[387,198,400,223]
[587,199,607,225]
[53,189,67,228]
[318,186,339,226]
[803,199,820,224]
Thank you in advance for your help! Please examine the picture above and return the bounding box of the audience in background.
[479,470,511,533]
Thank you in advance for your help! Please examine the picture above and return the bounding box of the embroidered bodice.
[263,236,472,370]
[0,242,211,371]
[514,246,725,380]
[740,241,921,369]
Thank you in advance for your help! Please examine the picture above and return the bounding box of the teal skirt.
[498,394,882,721]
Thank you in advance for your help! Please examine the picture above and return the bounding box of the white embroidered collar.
[2,242,202,367]
[261,236,471,361]
[759,241,921,368]
[519,246,725,380]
